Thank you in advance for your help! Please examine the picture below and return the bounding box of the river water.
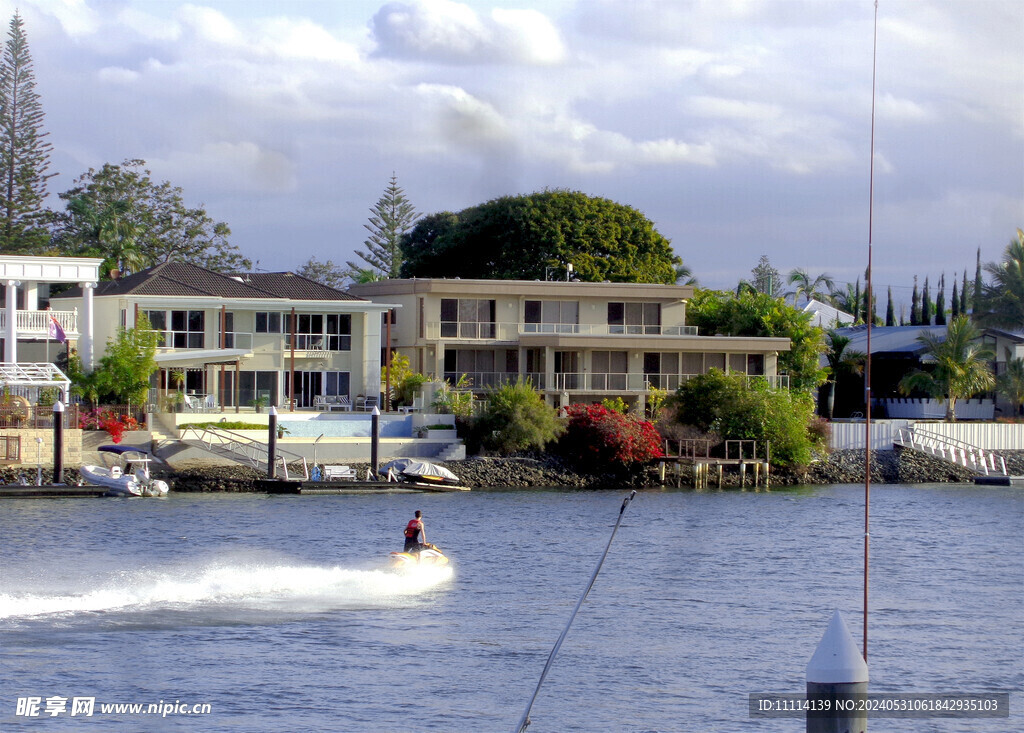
[1,484,1020,732]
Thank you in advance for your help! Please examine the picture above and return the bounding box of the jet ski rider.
[404,510,426,554]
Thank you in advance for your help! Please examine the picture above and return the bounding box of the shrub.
[559,403,664,470]
[475,379,564,454]
[670,369,817,467]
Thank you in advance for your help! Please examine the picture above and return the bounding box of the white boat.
[79,446,170,497]
[378,458,467,490]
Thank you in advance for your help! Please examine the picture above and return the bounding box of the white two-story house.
[52,262,394,410]
[348,278,792,410]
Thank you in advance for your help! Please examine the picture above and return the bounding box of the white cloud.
[372,0,566,65]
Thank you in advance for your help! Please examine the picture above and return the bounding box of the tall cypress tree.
[911,276,921,325]
[347,173,419,279]
[0,13,53,253]
[922,276,932,325]
[961,269,969,318]
[951,275,960,319]
[853,278,861,324]
[885,286,895,326]
[934,273,946,325]
[973,248,983,316]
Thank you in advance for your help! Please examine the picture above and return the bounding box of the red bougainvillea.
[78,408,139,444]
[560,403,664,468]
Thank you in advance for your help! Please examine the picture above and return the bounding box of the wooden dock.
[658,439,770,489]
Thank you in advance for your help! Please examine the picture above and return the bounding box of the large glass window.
[325,314,352,351]
[608,302,661,334]
[143,310,167,346]
[644,352,679,389]
[591,351,628,390]
[524,300,579,333]
[440,298,496,339]
[255,312,283,333]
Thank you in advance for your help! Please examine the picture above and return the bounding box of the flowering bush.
[78,408,138,444]
[559,403,664,469]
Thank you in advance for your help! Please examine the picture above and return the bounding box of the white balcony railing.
[437,371,789,392]
[0,309,79,337]
[425,321,699,341]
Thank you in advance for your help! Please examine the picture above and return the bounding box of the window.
[524,300,579,333]
[170,310,205,348]
[592,351,628,390]
[440,298,496,339]
[325,314,352,351]
[143,310,168,347]
[444,349,497,386]
[747,354,765,376]
[219,312,235,348]
[644,352,679,389]
[255,312,283,333]
[608,302,661,334]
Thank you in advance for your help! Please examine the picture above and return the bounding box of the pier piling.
[806,610,868,733]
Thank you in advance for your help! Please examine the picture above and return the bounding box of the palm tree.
[829,282,859,319]
[976,229,1024,328]
[824,330,865,419]
[788,268,834,305]
[674,263,698,286]
[997,357,1024,418]
[899,315,995,421]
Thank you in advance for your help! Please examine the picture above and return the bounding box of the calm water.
[1,484,1021,732]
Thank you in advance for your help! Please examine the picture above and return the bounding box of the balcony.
[0,309,79,339]
[439,371,789,392]
[426,321,698,341]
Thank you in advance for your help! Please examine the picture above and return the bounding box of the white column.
[24,282,38,310]
[80,282,96,371]
[4,280,19,363]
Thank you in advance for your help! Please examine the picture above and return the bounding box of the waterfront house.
[51,262,394,410]
[347,278,792,411]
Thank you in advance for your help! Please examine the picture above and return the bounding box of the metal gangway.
[894,427,1007,476]
[179,426,309,480]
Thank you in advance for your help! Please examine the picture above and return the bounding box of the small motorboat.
[79,445,170,497]
[389,543,449,568]
[378,458,468,491]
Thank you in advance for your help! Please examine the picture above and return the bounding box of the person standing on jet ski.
[404,510,426,554]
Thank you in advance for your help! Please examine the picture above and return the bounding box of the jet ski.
[389,543,449,568]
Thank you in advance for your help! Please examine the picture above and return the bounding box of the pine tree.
[885,286,895,326]
[853,278,861,324]
[749,255,784,296]
[346,173,418,279]
[951,275,960,318]
[0,13,53,253]
[934,273,946,325]
[922,276,932,325]
[911,276,921,325]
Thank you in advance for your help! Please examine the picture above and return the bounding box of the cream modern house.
[51,262,394,410]
[348,278,792,410]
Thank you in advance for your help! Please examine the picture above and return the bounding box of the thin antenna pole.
[514,491,636,733]
[864,0,879,663]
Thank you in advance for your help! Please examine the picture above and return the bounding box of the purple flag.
[48,314,66,343]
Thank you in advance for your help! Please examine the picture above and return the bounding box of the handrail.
[895,427,1006,476]
[179,425,309,479]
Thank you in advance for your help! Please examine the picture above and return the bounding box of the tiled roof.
[241,272,362,301]
[53,262,363,302]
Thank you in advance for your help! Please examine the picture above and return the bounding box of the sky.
[8,0,1024,304]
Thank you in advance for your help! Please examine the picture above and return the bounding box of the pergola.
[0,362,72,401]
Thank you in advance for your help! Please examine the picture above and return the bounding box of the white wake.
[0,559,452,619]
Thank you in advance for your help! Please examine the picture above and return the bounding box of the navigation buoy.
[806,609,869,733]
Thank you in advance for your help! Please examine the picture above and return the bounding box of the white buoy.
[806,610,868,733]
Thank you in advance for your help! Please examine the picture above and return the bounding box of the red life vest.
[404,519,421,539]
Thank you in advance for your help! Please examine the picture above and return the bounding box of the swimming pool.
[278,414,414,438]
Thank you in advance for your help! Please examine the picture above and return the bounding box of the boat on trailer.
[378,458,469,491]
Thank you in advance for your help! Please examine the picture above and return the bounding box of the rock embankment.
[151,448,1024,492]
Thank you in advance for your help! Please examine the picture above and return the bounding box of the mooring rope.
[514,490,637,733]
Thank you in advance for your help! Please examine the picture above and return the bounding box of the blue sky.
[9,0,1023,304]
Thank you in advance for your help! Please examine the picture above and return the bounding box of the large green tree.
[686,288,828,393]
[975,229,1024,329]
[823,330,865,419]
[997,357,1024,418]
[296,255,348,290]
[899,315,995,421]
[0,13,52,253]
[348,173,418,279]
[400,190,680,284]
[68,313,159,407]
[53,159,249,275]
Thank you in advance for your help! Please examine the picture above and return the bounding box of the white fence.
[881,398,994,420]
[831,420,1024,451]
